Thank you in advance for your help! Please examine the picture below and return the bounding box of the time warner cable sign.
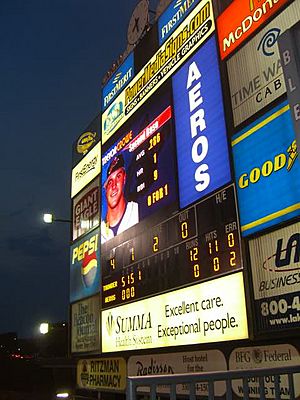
[101,272,248,352]
[172,36,231,208]
[232,100,300,237]
[102,0,215,144]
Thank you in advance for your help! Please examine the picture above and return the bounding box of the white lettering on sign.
[187,61,210,192]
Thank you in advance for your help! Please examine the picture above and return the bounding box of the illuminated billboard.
[77,357,126,391]
[72,178,100,241]
[232,101,300,236]
[101,86,178,244]
[72,116,100,167]
[249,222,300,332]
[227,1,300,127]
[71,142,101,198]
[70,228,100,303]
[158,0,199,44]
[71,296,100,353]
[216,0,289,60]
[102,0,215,143]
[102,53,134,112]
[102,271,248,352]
[172,35,231,208]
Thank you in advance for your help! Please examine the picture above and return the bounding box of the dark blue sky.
[0,0,159,337]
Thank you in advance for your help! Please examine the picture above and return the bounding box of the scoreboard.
[102,183,242,308]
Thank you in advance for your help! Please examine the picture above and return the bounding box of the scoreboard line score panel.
[102,184,242,309]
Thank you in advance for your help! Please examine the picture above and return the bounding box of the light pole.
[43,213,71,224]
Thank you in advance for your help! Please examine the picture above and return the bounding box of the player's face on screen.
[105,167,126,209]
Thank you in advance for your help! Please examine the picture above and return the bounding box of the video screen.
[101,85,178,244]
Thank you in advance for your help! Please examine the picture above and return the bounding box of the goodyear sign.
[102,0,214,144]
[77,358,126,391]
[70,228,100,303]
[232,101,300,237]
[102,53,134,111]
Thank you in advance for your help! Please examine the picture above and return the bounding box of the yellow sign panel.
[71,142,101,198]
[102,0,215,144]
[102,272,249,352]
[77,358,127,391]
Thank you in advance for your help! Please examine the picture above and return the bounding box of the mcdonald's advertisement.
[232,101,300,237]
[101,272,248,352]
[249,222,300,333]
[70,228,100,303]
[77,357,126,391]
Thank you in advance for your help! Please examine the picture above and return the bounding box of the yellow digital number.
[208,240,219,254]
[228,233,235,248]
[193,264,200,278]
[153,153,157,164]
[130,247,135,262]
[230,251,236,267]
[213,257,220,272]
[189,247,198,261]
[153,236,159,252]
[110,258,116,270]
[153,169,158,181]
[181,221,188,239]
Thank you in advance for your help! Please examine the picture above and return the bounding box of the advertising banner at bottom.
[229,344,300,399]
[128,349,226,396]
[77,358,126,391]
[102,272,248,352]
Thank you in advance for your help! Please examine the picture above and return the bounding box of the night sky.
[0,0,160,338]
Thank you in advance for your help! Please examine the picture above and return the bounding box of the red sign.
[216,0,289,60]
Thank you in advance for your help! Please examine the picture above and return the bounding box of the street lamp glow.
[56,393,69,398]
[39,322,49,334]
[43,213,53,223]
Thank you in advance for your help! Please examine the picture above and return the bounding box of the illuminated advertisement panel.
[71,142,101,198]
[249,222,300,333]
[158,0,199,44]
[102,0,215,144]
[232,101,300,237]
[72,116,100,167]
[128,350,226,396]
[227,0,300,127]
[102,271,248,352]
[172,35,231,209]
[229,344,300,398]
[71,296,100,353]
[216,0,289,60]
[70,228,100,303]
[72,178,100,241]
[77,357,126,391]
[101,86,177,244]
[102,53,134,112]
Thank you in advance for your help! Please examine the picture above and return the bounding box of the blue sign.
[172,36,231,209]
[70,228,100,302]
[102,53,134,111]
[232,100,300,237]
[158,0,199,44]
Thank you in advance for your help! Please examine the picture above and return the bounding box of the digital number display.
[102,184,242,308]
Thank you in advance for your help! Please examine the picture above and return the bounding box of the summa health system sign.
[102,0,215,144]
[102,272,248,352]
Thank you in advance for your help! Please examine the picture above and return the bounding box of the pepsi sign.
[172,36,231,209]
[70,228,100,303]
[232,101,300,237]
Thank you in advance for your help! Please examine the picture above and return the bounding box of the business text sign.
[227,1,300,127]
[217,0,289,60]
[71,296,100,353]
[102,0,215,144]
[102,272,248,352]
[71,142,101,198]
[232,101,300,236]
[249,222,300,332]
